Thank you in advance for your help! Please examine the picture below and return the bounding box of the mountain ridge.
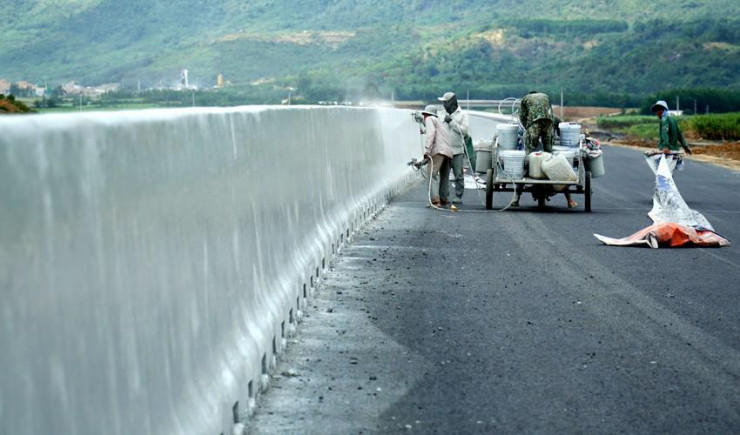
[3,0,740,103]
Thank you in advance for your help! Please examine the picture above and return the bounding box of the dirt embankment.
[0,99,22,113]
[564,106,740,172]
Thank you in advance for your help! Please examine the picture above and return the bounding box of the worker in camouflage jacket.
[519,91,555,154]
[512,91,577,208]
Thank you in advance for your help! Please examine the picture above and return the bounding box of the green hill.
[3,0,740,104]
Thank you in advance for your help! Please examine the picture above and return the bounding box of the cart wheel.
[584,171,592,213]
[538,195,546,208]
[485,169,494,210]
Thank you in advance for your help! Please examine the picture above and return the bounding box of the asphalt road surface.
[248,145,740,434]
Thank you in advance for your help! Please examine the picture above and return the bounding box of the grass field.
[575,107,740,171]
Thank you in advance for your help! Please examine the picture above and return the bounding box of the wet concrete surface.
[248,145,740,434]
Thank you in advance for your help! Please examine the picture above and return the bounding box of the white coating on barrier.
[0,106,420,435]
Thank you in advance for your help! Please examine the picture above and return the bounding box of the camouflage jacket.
[519,93,554,128]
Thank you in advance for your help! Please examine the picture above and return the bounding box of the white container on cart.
[497,124,519,150]
[541,153,578,191]
[558,122,581,147]
[527,151,551,179]
[499,150,526,179]
[552,146,579,165]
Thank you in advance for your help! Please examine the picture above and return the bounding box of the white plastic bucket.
[558,122,581,148]
[497,123,519,150]
[499,150,525,179]
[586,153,606,178]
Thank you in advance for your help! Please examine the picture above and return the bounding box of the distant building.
[62,81,120,96]
[7,80,43,97]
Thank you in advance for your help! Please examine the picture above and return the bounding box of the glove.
[444,114,452,123]
[683,145,693,155]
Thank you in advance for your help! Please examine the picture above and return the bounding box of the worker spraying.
[418,105,454,208]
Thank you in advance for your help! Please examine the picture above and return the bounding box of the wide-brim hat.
[437,92,455,102]
[651,100,669,112]
[421,104,439,116]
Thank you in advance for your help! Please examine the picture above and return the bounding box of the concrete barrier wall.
[0,106,421,435]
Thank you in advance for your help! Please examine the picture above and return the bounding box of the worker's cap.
[437,92,455,102]
[651,100,669,113]
[421,105,438,117]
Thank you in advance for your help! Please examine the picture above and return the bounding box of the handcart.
[484,144,593,212]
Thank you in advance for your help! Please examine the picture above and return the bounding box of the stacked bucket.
[497,123,524,179]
